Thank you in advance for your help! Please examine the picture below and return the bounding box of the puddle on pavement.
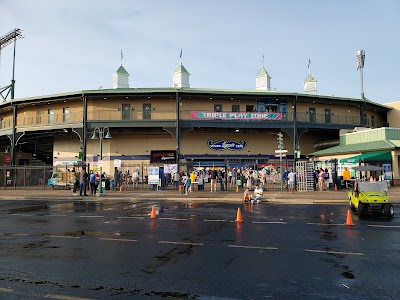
[8,204,49,214]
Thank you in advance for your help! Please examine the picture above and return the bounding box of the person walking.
[287,169,297,194]
[79,168,88,196]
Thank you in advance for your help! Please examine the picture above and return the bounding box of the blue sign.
[207,140,247,151]
[148,167,159,184]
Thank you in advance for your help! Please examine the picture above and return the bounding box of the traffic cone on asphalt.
[334,184,338,191]
[119,185,123,192]
[235,207,243,222]
[345,210,354,226]
[179,185,182,192]
[236,185,239,192]
[150,205,157,219]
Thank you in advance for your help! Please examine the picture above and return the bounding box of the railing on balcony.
[2,109,384,129]
[17,112,83,127]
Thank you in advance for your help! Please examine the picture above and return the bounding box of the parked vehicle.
[348,180,394,217]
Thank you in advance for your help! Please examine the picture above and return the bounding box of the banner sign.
[4,154,11,163]
[150,150,177,163]
[208,140,247,151]
[383,164,391,181]
[148,167,160,184]
[164,164,177,174]
[191,111,282,121]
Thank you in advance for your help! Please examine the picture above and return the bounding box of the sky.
[0,0,399,104]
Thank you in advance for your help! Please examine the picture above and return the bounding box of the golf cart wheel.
[357,203,365,216]
[383,204,394,218]
[349,199,356,212]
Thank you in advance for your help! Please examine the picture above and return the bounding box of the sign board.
[4,155,11,163]
[191,111,283,121]
[98,160,103,167]
[164,164,177,174]
[274,154,286,158]
[114,159,121,167]
[148,167,160,184]
[150,150,177,163]
[383,164,391,181]
[208,140,246,151]
[275,149,288,153]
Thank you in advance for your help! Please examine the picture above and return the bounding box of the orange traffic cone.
[345,210,354,226]
[150,205,157,219]
[235,207,243,222]
[119,185,123,192]
[179,185,182,192]
[334,184,338,191]
[236,185,239,192]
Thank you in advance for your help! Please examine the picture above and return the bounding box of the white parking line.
[159,217,188,221]
[305,249,365,256]
[158,241,203,246]
[45,294,93,300]
[0,287,13,292]
[227,245,278,250]
[12,233,29,236]
[48,235,80,239]
[11,213,33,216]
[46,214,68,217]
[253,221,287,224]
[367,225,400,228]
[79,215,104,218]
[99,238,137,242]
[307,223,345,226]
[117,216,144,219]
[203,219,228,222]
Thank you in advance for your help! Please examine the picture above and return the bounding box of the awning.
[340,151,391,164]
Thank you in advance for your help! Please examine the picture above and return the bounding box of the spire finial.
[180,48,182,65]
[121,49,123,65]
[308,59,311,74]
[262,53,265,69]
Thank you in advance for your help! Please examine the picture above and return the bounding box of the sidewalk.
[1,186,399,204]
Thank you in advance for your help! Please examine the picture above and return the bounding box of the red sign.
[4,155,12,163]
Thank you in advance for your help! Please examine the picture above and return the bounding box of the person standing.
[287,169,297,194]
[210,169,217,192]
[79,168,88,196]
[89,170,96,194]
[342,167,351,188]
[185,176,191,195]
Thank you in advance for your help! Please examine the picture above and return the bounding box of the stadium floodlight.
[357,49,365,100]
[0,28,24,101]
[0,28,23,49]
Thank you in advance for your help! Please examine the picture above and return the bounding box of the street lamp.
[91,127,112,195]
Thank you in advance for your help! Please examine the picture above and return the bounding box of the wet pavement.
[1,185,400,204]
[0,199,399,299]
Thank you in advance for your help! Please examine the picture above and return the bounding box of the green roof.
[256,68,271,78]
[310,140,396,156]
[304,73,315,82]
[173,64,190,74]
[115,65,129,74]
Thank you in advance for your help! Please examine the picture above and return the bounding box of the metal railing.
[0,109,385,129]
[0,165,54,189]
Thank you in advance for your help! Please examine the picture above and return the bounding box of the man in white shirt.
[288,169,297,194]
[251,185,263,203]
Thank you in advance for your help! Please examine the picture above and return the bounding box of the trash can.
[105,179,110,190]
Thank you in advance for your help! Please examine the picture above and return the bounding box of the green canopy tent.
[340,152,391,164]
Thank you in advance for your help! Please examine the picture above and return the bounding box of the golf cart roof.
[358,181,388,192]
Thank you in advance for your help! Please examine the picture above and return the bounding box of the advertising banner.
[148,167,159,185]
[150,150,177,163]
[383,164,391,180]
[164,164,177,174]
[191,111,282,121]
[207,140,247,151]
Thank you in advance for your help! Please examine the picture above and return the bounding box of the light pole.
[91,127,112,195]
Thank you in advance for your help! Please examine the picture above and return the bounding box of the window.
[371,115,375,127]
[324,109,331,123]
[63,107,70,122]
[309,108,316,122]
[0,118,2,129]
[214,104,222,112]
[232,105,240,112]
[48,109,55,124]
[246,105,254,112]
[143,103,151,120]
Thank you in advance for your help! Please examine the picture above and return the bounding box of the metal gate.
[0,165,53,189]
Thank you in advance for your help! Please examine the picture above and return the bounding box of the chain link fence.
[0,165,54,189]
